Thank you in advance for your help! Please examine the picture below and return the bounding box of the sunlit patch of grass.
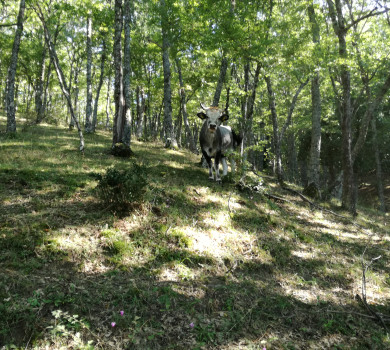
[1,121,390,349]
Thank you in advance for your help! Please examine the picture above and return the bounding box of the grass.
[0,117,390,349]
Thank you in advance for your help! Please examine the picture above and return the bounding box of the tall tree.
[5,0,25,133]
[176,57,197,154]
[212,56,228,107]
[92,39,107,132]
[304,3,322,198]
[34,3,85,152]
[122,0,132,146]
[84,14,93,133]
[112,0,132,154]
[326,0,388,213]
[160,0,178,149]
[265,76,309,184]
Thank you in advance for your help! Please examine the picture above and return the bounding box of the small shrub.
[94,163,147,211]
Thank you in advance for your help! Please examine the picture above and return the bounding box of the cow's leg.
[202,150,214,180]
[221,157,228,176]
[215,151,222,182]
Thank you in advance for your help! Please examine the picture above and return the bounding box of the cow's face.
[197,105,229,133]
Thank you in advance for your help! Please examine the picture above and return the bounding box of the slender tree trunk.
[305,3,322,198]
[326,0,355,213]
[176,57,197,154]
[122,0,132,146]
[6,0,25,133]
[112,0,125,146]
[85,15,93,133]
[160,0,177,148]
[265,76,283,184]
[105,76,111,129]
[265,75,308,185]
[136,86,143,139]
[241,62,260,152]
[212,56,228,107]
[35,37,46,123]
[92,40,106,131]
[71,64,80,129]
[371,117,386,212]
[35,5,84,151]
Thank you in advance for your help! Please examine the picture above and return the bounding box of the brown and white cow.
[197,103,241,182]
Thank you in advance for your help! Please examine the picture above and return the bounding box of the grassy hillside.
[1,120,389,349]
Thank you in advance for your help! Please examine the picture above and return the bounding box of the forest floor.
[1,118,390,350]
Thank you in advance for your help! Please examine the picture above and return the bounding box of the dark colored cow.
[197,103,241,182]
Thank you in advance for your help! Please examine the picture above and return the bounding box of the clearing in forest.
[0,121,389,349]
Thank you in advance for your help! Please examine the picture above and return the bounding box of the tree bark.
[265,76,283,184]
[112,0,125,145]
[212,56,228,107]
[160,0,177,149]
[265,75,308,185]
[326,0,355,213]
[305,3,322,198]
[35,36,46,123]
[6,0,25,133]
[85,14,93,133]
[136,86,145,139]
[176,57,197,154]
[371,117,386,212]
[122,0,132,146]
[105,76,111,129]
[92,39,107,131]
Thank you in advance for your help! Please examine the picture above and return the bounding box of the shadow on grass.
[0,124,389,349]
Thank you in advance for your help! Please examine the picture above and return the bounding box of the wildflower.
[189,322,195,328]
[120,310,124,316]
[111,322,116,327]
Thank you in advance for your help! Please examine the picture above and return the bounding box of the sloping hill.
[1,122,389,349]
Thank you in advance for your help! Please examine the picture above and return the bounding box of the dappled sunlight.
[1,122,390,349]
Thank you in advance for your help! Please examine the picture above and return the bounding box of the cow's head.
[197,103,229,133]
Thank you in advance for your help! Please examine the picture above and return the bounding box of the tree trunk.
[122,0,132,146]
[92,39,107,131]
[212,56,228,107]
[112,0,125,145]
[265,75,308,185]
[136,86,144,139]
[71,64,80,129]
[6,0,25,133]
[105,76,111,129]
[85,14,93,133]
[241,62,260,153]
[160,0,178,149]
[35,4,84,151]
[326,0,355,214]
[35,36,46,123]
[176,57,197,154]
[371,117,386,212]
[305,3,322,198]
[265,75,283,184]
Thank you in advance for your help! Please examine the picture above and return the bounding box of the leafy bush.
[94,163,147,211]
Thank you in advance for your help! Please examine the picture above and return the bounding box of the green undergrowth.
[0,120,389,349]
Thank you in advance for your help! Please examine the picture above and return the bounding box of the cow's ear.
[197,112,207,120]
[219,114,229,122]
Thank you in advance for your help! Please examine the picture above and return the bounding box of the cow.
[197,103,241,182]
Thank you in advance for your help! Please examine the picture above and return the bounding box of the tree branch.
[280,78,309,140]
[346,8,390,31]
[0,22,17,27]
